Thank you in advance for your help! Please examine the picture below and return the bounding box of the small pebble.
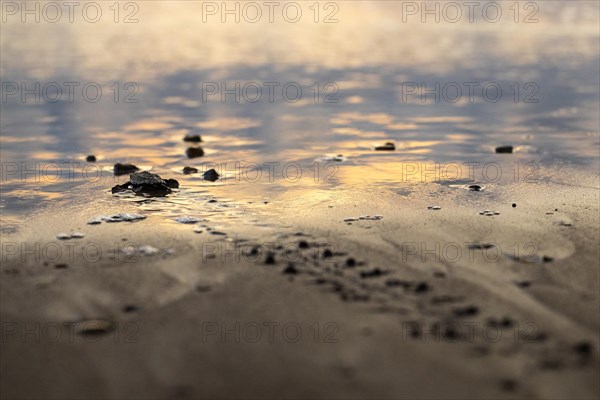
[414,282,430,293]
[113,163,139,176]
[283,263,298,275]
[183,134,202,142]
[86,155,96,162]
[203,169,220,182]
[183,166,198,174]
[122,305,139,313]
[265,252,276,265]
[573,341,592,357]
[453,305,479,317]
[495,145,513,154]
[175,216,201,224]
[360,268,385,278]
[375,142,395,151]
[186,147,205,158]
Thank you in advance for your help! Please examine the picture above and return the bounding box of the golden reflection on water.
[1,1,599,224]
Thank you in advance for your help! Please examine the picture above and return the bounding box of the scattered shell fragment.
[175,216,202,224]
[88,214,146,224]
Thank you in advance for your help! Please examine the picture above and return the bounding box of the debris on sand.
[265,252,276,265]
[113,163,139,176]
[122,244,172,256]
[453,305,479,317]
[375,142,395,151]
[478,210,500,216]
[183,166,198,174]
[138,245,160,255]
[468,184,484,191]
[56,232,85,240]
[318,154,346,162]
[186,147,205,158]
[344,215,383,222]
[183,134,202,143]
[86,155,96,162]
[87,213,146,224]
[360,268,386,278]
[283,263,298,275]
[203,168,220,182]
[495,145,513,154]
[72,319,115,337]
[112,171,179,197]
[414,282,430,293]
[175,216,203,224]
[467,242,495,249]
[427,206,441,210]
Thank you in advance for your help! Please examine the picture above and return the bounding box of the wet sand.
[1,164,598,400]
[1,2,599,398]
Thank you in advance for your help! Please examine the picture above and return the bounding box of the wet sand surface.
[1,1,599,399]
[2,163,599,399]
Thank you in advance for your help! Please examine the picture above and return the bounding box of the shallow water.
[1,1,599,232]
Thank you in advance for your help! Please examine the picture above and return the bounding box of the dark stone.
[574,341,592,356]
[298,240,309,249]
[375,142,395,151]
[265,252,276,265]
[516,280,531,288]
[183,134,202,143]
[323,249,333,258]
[203,168,220,182]
[283,263,298,275]
[385,278,411,288]
[345,258,356,267]
[414,282,430,293]
[55,263,68,269]
[468,184,483,191]
[163,179,179,188]
[487,317,514,328]
[86,155,96,162]
[183,166,198,174]
[443,325,461,340]
[512,203,517,207]
[112,182,131,194]
[495,145,513,154]
[186,147,205,158]
[468,243,495,249]
[114,163,139,176]
[122,305,139,313]
[112,172,179,197]
[360,268,386,278]
[453,305,479,317]
[130,171,163,186]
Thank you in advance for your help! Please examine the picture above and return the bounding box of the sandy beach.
[2,161,599,399]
